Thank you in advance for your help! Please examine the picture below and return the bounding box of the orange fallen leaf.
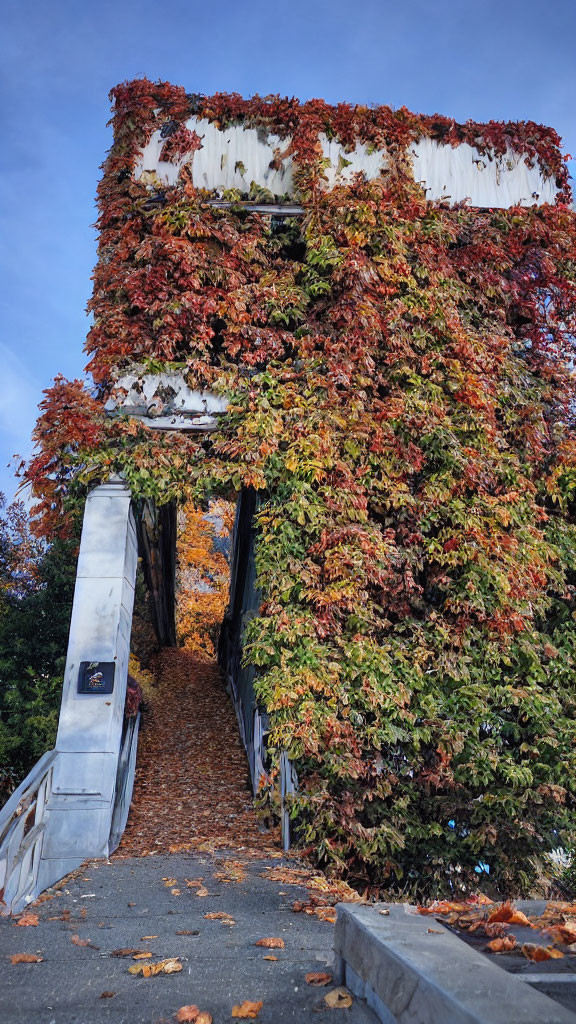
[132,952,153,960]
[128,957,183,977]
[70,934,98,948]
[324,987,353,1009]
[111,948,144,957]
[169,843,192,854]
[487,903,532,927]
[427,928,442,934]
[305,972,332,986]
[163,878,178,887]
[197,1014,213,1024]
[544,922,576,945]
[175,1006,199,1022]
[204,912,235,925]
[315,907,337,923]
[263,955,278,961]
[487,936,517,953]
[15,913,39,927]
[10,953,43,964]
[255,937,284,949]
[196,886,209,897]
[99,991,115,999]
[141,935,158,940]
[522,943,564,962]
[185,878,204,888]
[231,1001,263,1019]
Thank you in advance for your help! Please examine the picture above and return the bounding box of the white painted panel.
[52,752,117,800]
[134,119,558,208]
[41,806,112,858]
[410,138,558,208]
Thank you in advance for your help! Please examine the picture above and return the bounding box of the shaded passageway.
[116,649,278,857]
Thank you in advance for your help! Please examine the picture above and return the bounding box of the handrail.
[0,749,58,914]
[0,750,57,843]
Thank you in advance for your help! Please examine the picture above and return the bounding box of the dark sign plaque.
[77,661,115,695]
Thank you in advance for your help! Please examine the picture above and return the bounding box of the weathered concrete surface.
[334,902,576,1024]
[0,852,377,1024]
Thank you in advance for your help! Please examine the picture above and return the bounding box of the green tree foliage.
[0,496,76,800]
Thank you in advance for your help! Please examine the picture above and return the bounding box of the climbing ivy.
[26,79,576,896]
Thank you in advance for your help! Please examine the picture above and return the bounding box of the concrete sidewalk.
[0,851,378,1024]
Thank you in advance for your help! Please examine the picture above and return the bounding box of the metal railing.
[0,750,58,915]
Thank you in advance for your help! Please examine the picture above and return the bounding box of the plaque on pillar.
[77,661,115,694]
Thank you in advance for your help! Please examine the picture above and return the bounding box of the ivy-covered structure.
[23,79,576,898]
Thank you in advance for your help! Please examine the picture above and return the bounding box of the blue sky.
[1,0,574,502]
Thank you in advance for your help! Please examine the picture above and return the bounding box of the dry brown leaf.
[231,1001,263,1019]
[324,987,353,1009]
[171,889,182,896]
[141,935,158,940]
[175,1007,199,1022]
[185,878,204,888]
[305,971,332,986]
[15,913,39,927]
[544,921,576,945]
[522,943,564,962]
[9,953,43,964]
[262,955,278,961]
[99,991,115,999]
[163,878,178,887]
[169,843,192,854]
[214,860,246,883]
[196,1014,213,1024]
[133,952,153,960]
[204,912,235,925]
[487,936,517,953]
[128,957,183,977]
[254,937,284,949]
[427,928,442,934]
[111,948,144,957]
[196,886,209,897]
[176,929,200,936]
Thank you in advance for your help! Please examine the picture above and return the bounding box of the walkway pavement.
[0,850,378,1024]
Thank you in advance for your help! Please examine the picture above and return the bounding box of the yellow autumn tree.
[176,500,233,658]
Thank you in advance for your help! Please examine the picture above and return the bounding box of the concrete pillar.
[38,478,137,888]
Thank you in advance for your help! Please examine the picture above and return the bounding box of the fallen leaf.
[263,955,278,961]
[9,953,43,964]
[522,943,564,962]
[129,958,183,977]
[487,936,517,953]
[99,991,115,999]
[163,878,178,887]
[255,937,284,949]
[315,907,337,923]
[231,1001,263,1019]
[185,879,204,888]
[487,903,532,927]
[427,928,442,934]
[197,1014,213,1024]
[214,860,246,883]
[204,912,235,925]
[175,1007,199,1022]
[171,889,182,896]
[133,952,153,959]
[15,913,39,927]
[324,987,353,1009]
[70,933,98,948]
[544,922,576,945]
[111,948,144,957]
[379,909,390,916]
[305,972,332,986]
[141,935,158,940]
[196,886,209,897]
[169,843,192,854]
[176,929,200,936]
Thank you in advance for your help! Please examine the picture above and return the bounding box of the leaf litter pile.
[116,649,279,856]
[418,896,576,964]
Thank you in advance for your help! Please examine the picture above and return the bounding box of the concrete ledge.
[334,903,576,1024]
